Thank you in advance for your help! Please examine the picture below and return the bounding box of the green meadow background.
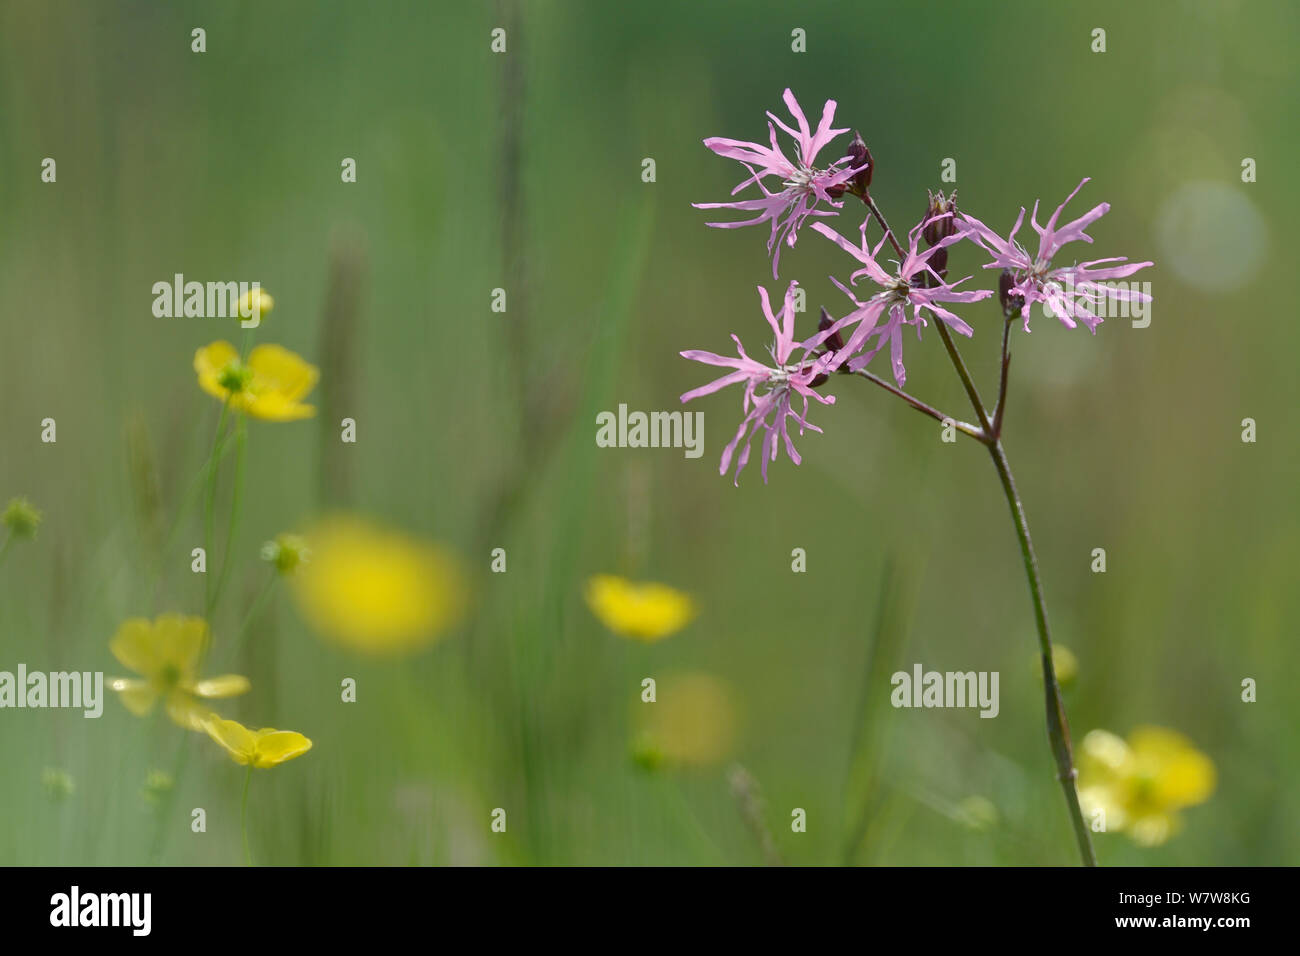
[1,0,1296,865]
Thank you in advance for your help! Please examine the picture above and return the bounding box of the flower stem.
[209,415,248,619]
[230,572,277,661]
[933,320,994,437]
[852,369,983,440]
[202,401,232,614]
[992,315,1013,438]
[986,438,1097,866]
[240,764,254,866]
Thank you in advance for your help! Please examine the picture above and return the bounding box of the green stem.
[202,402,232,613]
[986,439,1097,866]
[209,416,248,619]
[230,572,277,661]
[153,427,237,584]
[241,764,254,866]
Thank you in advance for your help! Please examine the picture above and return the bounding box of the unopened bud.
[845,131,872,194]
[817,306,846,353]
[998,269,1025,318]
[922,190,958,246]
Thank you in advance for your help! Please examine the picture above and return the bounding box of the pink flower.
[960,178,1153,331]
[680,282,836,484]
[694,89,867,278]
[812,215,992,386]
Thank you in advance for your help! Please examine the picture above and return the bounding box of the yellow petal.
[251,730,313,768]
[110,677,158,716]
[154,614,208,682]
[1129,726,1215,808]
[247,344,319,402]
[1128,812,1180,847]
[242,394,316,422]
[202,715,257,764]
[192,674,251,698]
[289,516,466,654]
[194,341,241,402]
[165,693,208,731]
[109,618,164,677]
[584,574,696,642]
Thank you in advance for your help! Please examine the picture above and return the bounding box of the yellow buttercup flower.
[1078,726,1216,846]
[584,574,696,642]
[202,715,312,768]
[108,614,250,730]
[194,341,318,421]
[633,672,738,768]
[289,515,466,655]
[235,288,274,324]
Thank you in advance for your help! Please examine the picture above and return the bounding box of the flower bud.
[261,533,310,575]
[235,287,274,325]
[2,497,42,539]
[845,131,872,194]
[998,269,1025,318]
[817,306,845,353]
[922,190,958,246]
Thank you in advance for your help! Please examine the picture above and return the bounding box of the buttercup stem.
[202,401,231,613]
[240,764,254,866]
[209,415,247,619]
[987,438,1097,867]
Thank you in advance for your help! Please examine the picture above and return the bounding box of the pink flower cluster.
[683,90,1153,484]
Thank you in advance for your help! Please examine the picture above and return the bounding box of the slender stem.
[863,194,906,258]
[209,416,248,619]
[933,321,994,436]
[230,572,277,661]
[859,189,1096,864]
[992,316,1012,438]
[240,764,254,866]
[852,370,983,440]
[988,439,1097,866]
[153,427,237,583]
[202,402,232,612]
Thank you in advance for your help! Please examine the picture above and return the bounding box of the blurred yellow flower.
[634,672,737,768]
[235,287,274,324]
[202,715,312,768]
[194,341,318,421]
[584,574,696,642]
[108,614,250,730]
[289,516,466,655]
[1078,726,1216,846]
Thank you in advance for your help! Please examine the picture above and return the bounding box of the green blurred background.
[1,0,1296,865]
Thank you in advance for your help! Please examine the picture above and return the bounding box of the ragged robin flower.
[680,281,837,484]
[201,715,312,768]
[959,178,1153,331]
[108,614,250,730]
[584,574,697,642]
[813,214,992,386]
[694,88,868,278]
[1077,726,1215,847]
[194,341,318,421]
